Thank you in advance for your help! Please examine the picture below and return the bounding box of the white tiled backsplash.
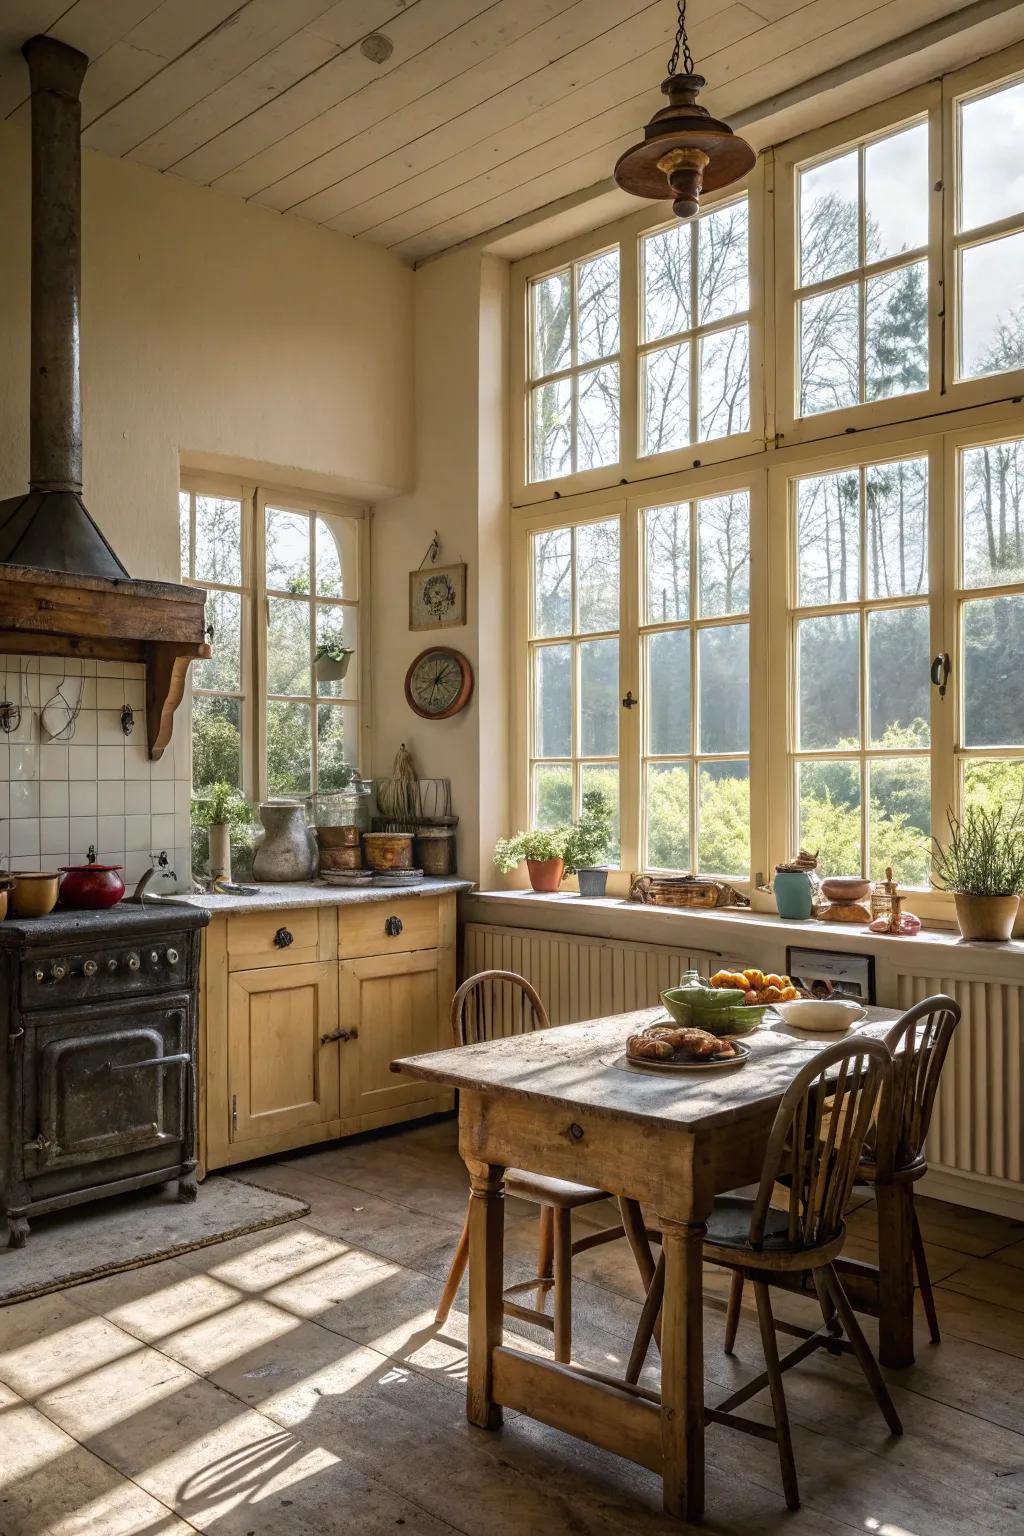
[0,655,191,892]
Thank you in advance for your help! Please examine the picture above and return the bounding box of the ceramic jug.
[252,799,315,882]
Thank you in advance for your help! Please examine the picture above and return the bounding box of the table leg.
[659,1216,707,1521]
[876,1181,915,1368]
[466,1157,505,1429]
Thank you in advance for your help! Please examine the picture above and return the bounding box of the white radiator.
[463,922,720,1026]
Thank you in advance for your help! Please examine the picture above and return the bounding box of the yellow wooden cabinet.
[201,893,456,1173]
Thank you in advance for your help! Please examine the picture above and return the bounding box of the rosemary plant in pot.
[493,827,570,892]
[191,783,255,886]
[932,800,1024,941]
[565,789,614,898]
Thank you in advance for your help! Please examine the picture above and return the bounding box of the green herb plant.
[191,782,256,831]
[931,799,1024,897]
[315,634,355,664]
[563,789,613,872]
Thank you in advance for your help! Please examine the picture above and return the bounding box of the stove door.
[25,993,193,1175]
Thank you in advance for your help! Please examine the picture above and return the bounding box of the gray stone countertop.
[160,877,474,915]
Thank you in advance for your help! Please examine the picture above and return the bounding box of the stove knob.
[150,950,161,966]
[83,959,98,978]
[126,951,141,972]
[166,947,179,965]
[34,968,44,983]
[107,957,118,972]
[50,962,66,983]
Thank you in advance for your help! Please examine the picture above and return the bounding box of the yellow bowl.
[10,872,60,918]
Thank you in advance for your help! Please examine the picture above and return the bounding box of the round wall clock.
[405,646,474,720]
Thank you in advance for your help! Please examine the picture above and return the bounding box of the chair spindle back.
[874,995,961,1176]
[451,969,550,1048]
[750,1037,892,1251]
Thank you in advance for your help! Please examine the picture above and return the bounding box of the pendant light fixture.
[614,0,756,220]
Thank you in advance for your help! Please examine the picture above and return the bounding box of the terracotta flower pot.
[953,892,1020,942]
[526,857,564,892]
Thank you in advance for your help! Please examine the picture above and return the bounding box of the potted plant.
[314,634,355,683]
[565,789,614,898]
[191,783,255,885]
[494,827,570,892]
[932,799,1024,941]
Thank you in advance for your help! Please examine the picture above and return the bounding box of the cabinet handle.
[384,915,403,937]
[274,927,294,948]
[320,1026,359,1045]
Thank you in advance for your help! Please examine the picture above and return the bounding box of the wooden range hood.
[0,36,209,759]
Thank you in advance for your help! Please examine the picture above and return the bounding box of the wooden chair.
[722,994,962,1360]
[627,1036,901,1511]
[434,969,634,1362]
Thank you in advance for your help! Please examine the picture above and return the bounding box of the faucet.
[130,850,174,904]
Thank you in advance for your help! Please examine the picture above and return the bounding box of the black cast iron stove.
[0,902,208,1246]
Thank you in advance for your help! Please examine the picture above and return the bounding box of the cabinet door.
[227,962,339,1147]
[339,948,446,1120]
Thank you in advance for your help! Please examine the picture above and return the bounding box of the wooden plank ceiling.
[0,0,984,263]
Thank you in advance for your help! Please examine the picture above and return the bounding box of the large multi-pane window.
[795,120,929,417]
[180,481,362,800]
[956,76,1024,380]
[529,249,620,481]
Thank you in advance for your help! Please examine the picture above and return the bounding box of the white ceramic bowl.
[774,998,866,1032]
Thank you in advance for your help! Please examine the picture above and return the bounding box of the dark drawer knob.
[274,927,294,948]
[320,1026,359,1044]
[568,1122,585,1142]
[385,915,403,937]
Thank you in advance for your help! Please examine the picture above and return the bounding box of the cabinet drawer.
[227,909,320,970]
[339,897,438,959]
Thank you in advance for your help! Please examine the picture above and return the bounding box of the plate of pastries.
[626,1023,751,1070]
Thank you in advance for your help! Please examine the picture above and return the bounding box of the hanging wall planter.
[314,645,354,683]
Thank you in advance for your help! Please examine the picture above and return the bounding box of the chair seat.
[703,1194,821,1259]
[505,1169,608,1208]
[856,1152,927,1184]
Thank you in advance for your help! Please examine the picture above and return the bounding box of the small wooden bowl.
[318,846,363,871]
[316,824,362,848]
[362,832,414,871]
[821,876,871,902]
[10,872,60,918]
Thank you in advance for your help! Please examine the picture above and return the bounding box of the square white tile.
[125,814,151,852]
[40,781,70,817]
[70,708,97,744]
[151,746,174,780]
[151,781,175,815]
[69,781,97,816]
[78,677,97,708]
[96,661,123,679]
[10,746,38,780]
[10,821,39,858]
[68,745,97,780]
[97,746,124,780]
[125,780,150,815]
[97,780,125,815]
[0,743,8,778]
[69,816,97,850]
[97,815,124,851]
[124,851,151,882]
[10,781,39,818]
[40,819,69,857]
[40,745,69,780]
[97,677,126,710]
[125,742,150,780]
[123,680,145,710]
[97,709,125,747]
[151,813,176,847]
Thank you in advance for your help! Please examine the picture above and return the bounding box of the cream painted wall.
[370,249,509,882]
[0,116,415,590]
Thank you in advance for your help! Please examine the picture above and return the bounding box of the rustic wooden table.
[393,1003,902,1522]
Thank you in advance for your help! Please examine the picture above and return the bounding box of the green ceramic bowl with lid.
[660,987,767,1037]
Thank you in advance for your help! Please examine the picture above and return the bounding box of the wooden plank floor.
[1,1117,1023,1535]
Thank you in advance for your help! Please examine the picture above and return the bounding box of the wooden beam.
[491,1347,663,1473]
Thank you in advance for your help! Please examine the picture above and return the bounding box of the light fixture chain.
[667,0,694,76]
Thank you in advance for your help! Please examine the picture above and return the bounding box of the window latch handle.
[621,690,638,710]
[930,653,951,698]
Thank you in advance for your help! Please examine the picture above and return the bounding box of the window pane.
[869,758,930,886]
[964,758,1024,816]
[179,491,190,579]
[698,761,749,878]
[960,231,1024,379]
[316,516,357,599]
[798,759,862,877]
[866,458,928,598]
[196,495,243,586]
[800,150,858,284]
[698,493,750,617]
[698,199,748,324]
[535,644,571,758]
[797,471,861,605]
[964,595,1024,747]
[642,342,689,456]
[532,527,572,637]
[646,763,690,870]
[698,324,749,441]
[865,122,928,260]
[577,250,619,365]
[267,700,311,797]
[865,260,928,401]
[960,77,1024,232]
[317,703,356,789]
[577,364,619,470]
[265,507,309,593]
[194,589,242,693]
[800,282,859,416]
[581,763,619,863]
[531,378,572,482]
[533,763,571,828]
[576,519,619,633]
[531,269,571,377]
[962,439,1024,588]
[192,695,241,791]
[580,638,618,757]
[699,624,748,753]
[267,596,310,696]
[315,604,357,699]
[868,606,931,747]
[798,613,859,749]
[647,629,690,755]
[644,503,689,623]
[642,223,691,341]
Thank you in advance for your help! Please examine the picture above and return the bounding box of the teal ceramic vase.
[773,868,813,920]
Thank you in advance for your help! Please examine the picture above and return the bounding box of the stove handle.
[111,1052,191,1073]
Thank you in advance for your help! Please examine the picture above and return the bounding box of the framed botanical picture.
[409,561,467,630]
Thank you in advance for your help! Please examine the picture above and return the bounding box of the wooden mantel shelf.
[0,562,211,758]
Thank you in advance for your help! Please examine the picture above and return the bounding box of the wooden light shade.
[614,73,756,220]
